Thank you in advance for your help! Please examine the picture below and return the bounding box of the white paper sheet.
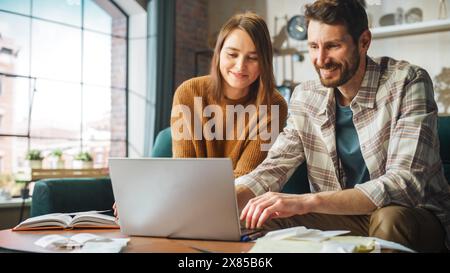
[34,233,130,253]
[250,226,415,253]
[263,226,350,242]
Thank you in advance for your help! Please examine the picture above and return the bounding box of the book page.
[14,214,73,230]
[71,213,118,228]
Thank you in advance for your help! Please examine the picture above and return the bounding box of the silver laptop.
[109,158,254,241]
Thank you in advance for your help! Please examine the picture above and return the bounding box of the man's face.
[307,20,361,88]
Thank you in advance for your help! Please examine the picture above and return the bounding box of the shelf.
[15,168,109,182]
[371,19,450,39]
[277,19,450,55]
[0,198,31,209]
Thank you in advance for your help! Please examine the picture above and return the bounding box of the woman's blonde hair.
[209,12,274,106]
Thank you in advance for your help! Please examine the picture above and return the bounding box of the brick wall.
[110,17,127,157]
[174,0,210,90]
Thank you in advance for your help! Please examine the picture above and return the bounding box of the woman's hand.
[112,202,119,220]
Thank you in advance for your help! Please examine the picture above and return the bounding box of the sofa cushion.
[438,116,450,184]
[151,127,172,157]
[442,164,450,185]
[438,116,450,163]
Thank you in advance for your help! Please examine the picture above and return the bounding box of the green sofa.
[439,116,450,181]
[30,116,450,217]
[30,178,114,217]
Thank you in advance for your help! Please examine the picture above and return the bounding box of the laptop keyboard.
[240,228,262,236]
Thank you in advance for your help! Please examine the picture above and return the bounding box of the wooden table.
[0,229,254,253]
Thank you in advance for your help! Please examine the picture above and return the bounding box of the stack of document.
[249,226,415,253]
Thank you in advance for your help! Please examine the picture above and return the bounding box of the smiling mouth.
[230,72,248,79]
[320,67,338,77]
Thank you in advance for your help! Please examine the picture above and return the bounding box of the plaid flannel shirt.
[236,56,450,248]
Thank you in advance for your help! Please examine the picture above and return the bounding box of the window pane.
[30,79,81,139]
[0,136,27,174]
[32,0,81,27]
[0,137,27,196]
[0,76,31,135]
[83,31,111,87]
[82,85,111,141]
[0,11,31,76]
[83,86,126,165]
[83,32,126,89]
[84,0,111,34]
[0,0,31,15]
[31,19,81,82]
[83,139,111,168]
[84,0,127,37]
[29,137,80,169]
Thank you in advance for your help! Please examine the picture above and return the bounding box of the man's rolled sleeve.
[354,178,390,208]
[235,174,270,197]
[235,115,306,196]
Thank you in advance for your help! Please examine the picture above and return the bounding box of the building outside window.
[0,0,128,195]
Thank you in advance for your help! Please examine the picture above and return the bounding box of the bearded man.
[235,0,450,252]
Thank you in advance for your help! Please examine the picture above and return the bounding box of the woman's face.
[219,29,261,97]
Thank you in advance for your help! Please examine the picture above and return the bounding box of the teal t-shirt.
[335,102,370,188]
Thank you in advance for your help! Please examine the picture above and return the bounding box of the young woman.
[171,12,288,181]
[114,12,288,218]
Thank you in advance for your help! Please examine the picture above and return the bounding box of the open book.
[13,210,119,231]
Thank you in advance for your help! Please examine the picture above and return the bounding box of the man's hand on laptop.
[240,192,315,229]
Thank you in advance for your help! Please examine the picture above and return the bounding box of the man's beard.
[315,49,360,88]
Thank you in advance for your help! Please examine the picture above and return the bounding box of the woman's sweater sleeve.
[233,93,288,177]
[170,82,198,158]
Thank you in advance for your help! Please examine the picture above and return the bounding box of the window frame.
[0,0,129,172]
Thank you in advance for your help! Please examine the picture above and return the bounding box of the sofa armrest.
[30,178,114,217]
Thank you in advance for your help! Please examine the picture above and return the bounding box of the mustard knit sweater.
[171,76,288,178]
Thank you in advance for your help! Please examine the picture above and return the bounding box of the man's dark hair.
[304,0,368,43]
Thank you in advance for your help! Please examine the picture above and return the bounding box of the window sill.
[0,198,31,209]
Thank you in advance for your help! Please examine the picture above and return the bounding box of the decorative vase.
[27,160,42,169]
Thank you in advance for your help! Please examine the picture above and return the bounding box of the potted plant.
[49,148,65,169]
[25,149,44,169]
[73,151,93,169]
